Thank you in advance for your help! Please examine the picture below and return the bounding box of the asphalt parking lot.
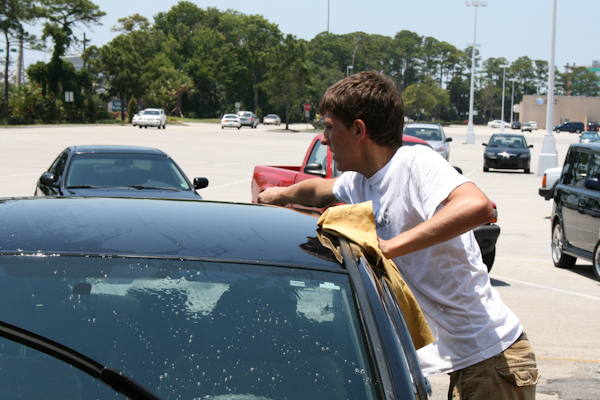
[1,122,599,399]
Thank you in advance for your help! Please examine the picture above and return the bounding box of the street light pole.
[499,63,510,133]
[508,78,518,124]
[465,1,487,144]
[537,0,559,175]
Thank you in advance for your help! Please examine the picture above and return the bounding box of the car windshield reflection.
[65,153,191,190]
[0,257,379,400]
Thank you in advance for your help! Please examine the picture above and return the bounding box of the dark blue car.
[35,145,208,199]
[0,197,430,400]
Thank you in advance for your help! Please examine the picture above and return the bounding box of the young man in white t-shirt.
[258,71,539,399]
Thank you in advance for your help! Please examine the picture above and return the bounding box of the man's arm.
[378,182,494,259]
[258,178,339,208]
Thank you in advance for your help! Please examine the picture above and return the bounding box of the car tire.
[524,168,530,174]
[483,166,489,172]
[552,221,576,269]
[576,129,581,134]
[237,126,240,130]
[139,126,142,129]
[593,242,600,281]
[482,249,495,272]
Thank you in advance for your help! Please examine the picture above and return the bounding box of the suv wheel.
[552,222,576,269]
[593,242,600,281]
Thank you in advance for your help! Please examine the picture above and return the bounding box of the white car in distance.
[263,114,281,126]
[134,108,167,129]
[221,114,241,129]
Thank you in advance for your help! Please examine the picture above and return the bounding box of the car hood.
[425,140,445,148]
[62,187,202,199]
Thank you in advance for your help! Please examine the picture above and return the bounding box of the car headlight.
[519,153,530,159]
[484,152,497,158]
[435,145,446,154]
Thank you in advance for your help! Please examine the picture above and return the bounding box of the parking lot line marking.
[203,179,251,190]
[0,173,38,179]
[491,275,600,301]
[537,356,600,364]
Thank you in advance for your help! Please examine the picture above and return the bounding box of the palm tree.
[165,71,196,117]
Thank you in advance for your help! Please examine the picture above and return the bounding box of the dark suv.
[551,143,600,280]
[554,121,585,133]
[588,122,599,132]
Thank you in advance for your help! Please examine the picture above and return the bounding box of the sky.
[18,0,599,73]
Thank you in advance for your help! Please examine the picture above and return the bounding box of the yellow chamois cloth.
[317,201,434,350]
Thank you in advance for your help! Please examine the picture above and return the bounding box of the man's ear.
[354,119,368,141]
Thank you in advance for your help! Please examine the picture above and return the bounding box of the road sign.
[303,103,311,112]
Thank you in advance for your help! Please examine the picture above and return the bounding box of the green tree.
[403,79,448,121]
[165,71,196,117]
[559,66,600,97]
[0,0,38,116]
[127,97,138,123]
[263,34,310,129]
[111,13,150,33]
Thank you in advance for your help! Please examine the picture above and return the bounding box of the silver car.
[237,111,259,128]
[403,123,452,161]
[221,114,241,129]
[263,114,281,125]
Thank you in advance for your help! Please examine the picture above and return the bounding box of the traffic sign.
[303,103,311,111]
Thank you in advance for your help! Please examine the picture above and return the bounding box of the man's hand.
[258,186,288,205]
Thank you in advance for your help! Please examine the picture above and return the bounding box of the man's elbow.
[478,198,495,224]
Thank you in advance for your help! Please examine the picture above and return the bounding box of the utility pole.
[16,34,23,87]
[83,33,91,67]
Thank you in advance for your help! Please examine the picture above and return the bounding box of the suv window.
[573,151,590,187]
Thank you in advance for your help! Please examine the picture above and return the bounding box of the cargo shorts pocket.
[496,361,540,387]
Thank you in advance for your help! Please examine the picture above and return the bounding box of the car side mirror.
[304,163,327,177]
[482,143,488,146]
[585,178,600,191]
[445,137,453,142]
[40,172,57,187]
[193,177,209,190]
[453,166,463,174]
[529,144,534,148]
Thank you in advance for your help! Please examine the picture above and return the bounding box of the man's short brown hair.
[319,71,404,147]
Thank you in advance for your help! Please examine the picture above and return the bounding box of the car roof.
[405,123,441,129]
[70,145,167,156]
[490,133,525,138]
[143,108,163,112]
[570,142,600,151]
[0,197,342,271]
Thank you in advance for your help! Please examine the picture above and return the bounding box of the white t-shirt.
[333,145,521,376]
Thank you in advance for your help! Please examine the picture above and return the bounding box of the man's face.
[321,112,359,172]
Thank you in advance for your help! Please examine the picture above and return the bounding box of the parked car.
[554,121,584,133]
[511,121,521,130]
[221,113,241,129]
[252,134,500,271]
[538,166,562,200]
[133,108,167,129]
[263,114,281,125]
[482,133,533,173]
[487,120,511,129]
[238,111,259,128]
[0,196,431,399]
[403,123,453,161]
[587,121,600,132]
[35,145,208,199]
[521,122,536,132]
[551,142,600,280]
[579,131,600,143]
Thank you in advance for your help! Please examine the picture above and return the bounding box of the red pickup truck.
[251,134,500,271]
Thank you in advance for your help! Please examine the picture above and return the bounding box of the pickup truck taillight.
[542,174,547,188]
[490,201,497,223]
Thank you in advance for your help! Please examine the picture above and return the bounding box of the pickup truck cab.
[252,134,500,271]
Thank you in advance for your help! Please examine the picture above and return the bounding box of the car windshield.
[403,127,442,141]
[145,111,160,116]
[488,135,527,148]
[223,114,237,119]
[0,256,379,400]
[582,133,600,141]
[65,153,191,190]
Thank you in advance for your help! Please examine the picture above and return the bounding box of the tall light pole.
[508,78,518,124]
[499,63,510,133]
[465,1,487,144]
[327,0,330,32]
[537,0,559,175]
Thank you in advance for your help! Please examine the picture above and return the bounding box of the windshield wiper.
[67,185,99,189]
[0,320,164,400]
[127,185,180,191]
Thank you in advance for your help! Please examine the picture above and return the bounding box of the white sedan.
[221,114,241,129]
[134,108,167,129]
[487,120,511,129]
[263,114,281,125]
